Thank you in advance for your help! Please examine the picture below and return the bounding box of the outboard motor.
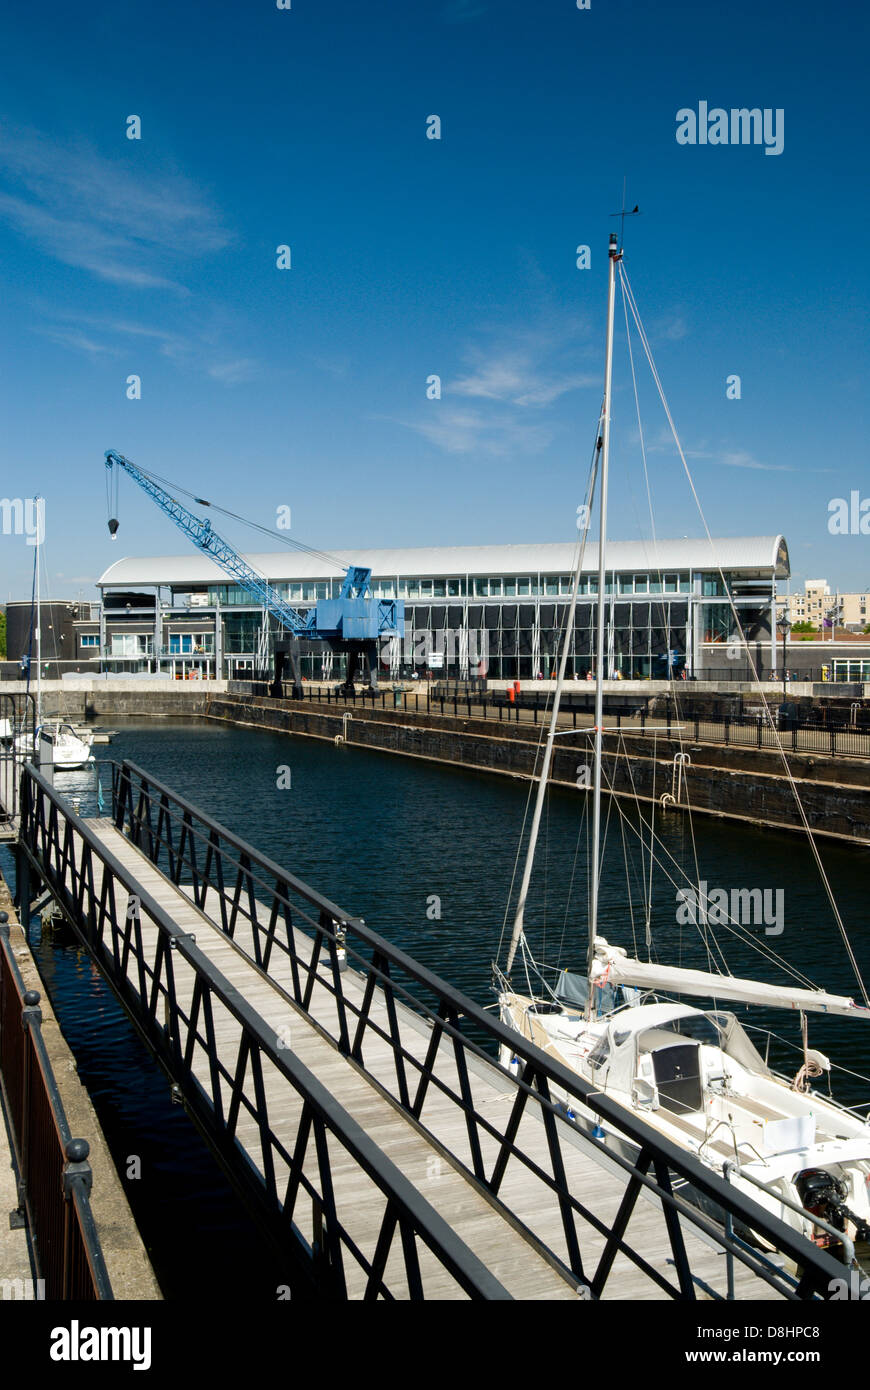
[796,1168,870,1247]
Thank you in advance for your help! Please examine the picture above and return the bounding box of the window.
[433,579,446,598]
[302,583,316,601]
[473,578,488,597]
[634,574,649,594]
[588,1035,611,1072]
[80,634,100,648]
[618,575,633,594]
[420,579,432,597]
[544,575,558,595]
[504,577,516,597]
[559,576,572,594]
[111,634,152,657]
[316,582,329,600]
[447,578,462,597]
[664,574,678,593]
[517,577,530,596]
[489,578,503,597]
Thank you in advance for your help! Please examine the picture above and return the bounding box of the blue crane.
[105,449,404,694]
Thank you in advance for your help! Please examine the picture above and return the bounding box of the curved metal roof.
[98,535,789,588]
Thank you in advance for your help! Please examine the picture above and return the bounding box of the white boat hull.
[499,990,870,1268]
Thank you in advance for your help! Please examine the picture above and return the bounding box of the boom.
[104,449,403,689]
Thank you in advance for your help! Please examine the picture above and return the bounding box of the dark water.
[4,718,869,1297]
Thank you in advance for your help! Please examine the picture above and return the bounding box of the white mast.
[35,497,42,729]
[586,233,620,999]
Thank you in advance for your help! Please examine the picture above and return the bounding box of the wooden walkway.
[67,818,785,1301]
[81,820,578,1299]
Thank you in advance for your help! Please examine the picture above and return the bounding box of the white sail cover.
[602,954,870,1020]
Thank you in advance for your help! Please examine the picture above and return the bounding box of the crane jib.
[104,450,404,650]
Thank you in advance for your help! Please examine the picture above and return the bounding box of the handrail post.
[722,1161,736,1300]
[62,1138,93,1299]
[19,987,42,1198]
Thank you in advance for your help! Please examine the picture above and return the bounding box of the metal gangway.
[9,758,857,1300]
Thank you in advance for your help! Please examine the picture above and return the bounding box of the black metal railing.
[92,758,857,1300]
[0,693,36,834]
[0,910,113,1300]
[16,767,515,1301]
[221,682,870,756]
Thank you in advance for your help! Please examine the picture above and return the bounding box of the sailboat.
[494,231,870,1265]
[14,499,94,772]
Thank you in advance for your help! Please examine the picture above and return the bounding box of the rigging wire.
[618,260,869,1009]
[109,457,350,573]
[592,748,821,989]
[555,780,590,967]
[620,269,722,978]
[495,415,603,966]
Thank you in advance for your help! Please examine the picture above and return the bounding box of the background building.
[67,535,792,682]
[779,580,870,633]
[2,599,97,676]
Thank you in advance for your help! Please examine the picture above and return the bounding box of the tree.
[791,620,817,633]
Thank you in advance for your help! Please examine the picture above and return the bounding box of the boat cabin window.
[554,969,622,1016]
[652,1015,724,1049]
[587,1035,611,1072]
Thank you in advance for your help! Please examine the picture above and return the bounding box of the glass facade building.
[90,537,790,681]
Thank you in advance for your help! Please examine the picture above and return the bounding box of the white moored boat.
[13,500,95,773]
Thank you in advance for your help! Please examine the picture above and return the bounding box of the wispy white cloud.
[38,325,118,357]
[0,123,229,290]
[391,314,595,457]
[716,450,793,473]
[207,359,258,385]
[32,309,190,359]
[641,431,830,474]
[649,312,689,342]
[389,405,556,457]
[31,306,260,383]
[310,353,352,379]
[451,349,597,406]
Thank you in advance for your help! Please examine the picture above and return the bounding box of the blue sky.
[0,0,867,601]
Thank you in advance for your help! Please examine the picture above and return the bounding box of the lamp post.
[776,612,791,698]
